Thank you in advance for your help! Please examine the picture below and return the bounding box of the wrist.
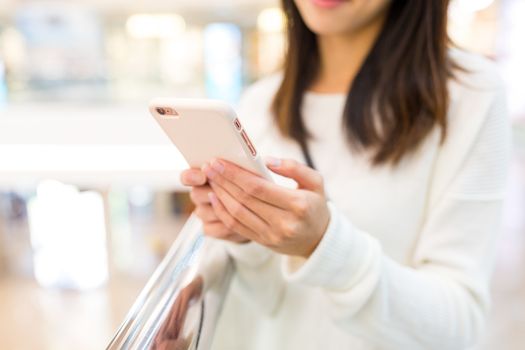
[302,202,331,258]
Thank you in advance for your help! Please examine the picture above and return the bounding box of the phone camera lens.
[157,107,166,115]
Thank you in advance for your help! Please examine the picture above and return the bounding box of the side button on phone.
[240,130,257,157]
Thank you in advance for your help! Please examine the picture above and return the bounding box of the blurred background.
[0,0,524,349]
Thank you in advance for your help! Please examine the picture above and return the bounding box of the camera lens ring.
[156,107,166,115]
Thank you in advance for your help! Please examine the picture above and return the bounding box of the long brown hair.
[273,0,454,165]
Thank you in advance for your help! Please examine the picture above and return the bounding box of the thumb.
[265,157,324,194]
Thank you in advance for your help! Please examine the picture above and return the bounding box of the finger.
[189,185,213,205]
[265,157,324,194]
[203,220,251,243]
[203,159,299,210]
[180,168,207,186]
[194,204,219,222]
[203,166,287,223]
[207,191,260,241]
[209,183,270,236]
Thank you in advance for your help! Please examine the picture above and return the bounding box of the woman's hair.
[273,0,454,165]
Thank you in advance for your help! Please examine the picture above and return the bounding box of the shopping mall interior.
[0,0,524,349]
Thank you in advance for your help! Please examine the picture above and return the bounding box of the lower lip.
[311,0,346,9]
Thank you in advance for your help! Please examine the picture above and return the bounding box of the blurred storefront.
[0,0,285,105]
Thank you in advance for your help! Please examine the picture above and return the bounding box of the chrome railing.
[107,214,233,350]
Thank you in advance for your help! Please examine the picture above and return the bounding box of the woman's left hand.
[201,158,330,258]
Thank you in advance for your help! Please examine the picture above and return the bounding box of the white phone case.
[149,98,272,180]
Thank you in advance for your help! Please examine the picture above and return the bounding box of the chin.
[301,15,362,36]
[293,0,389,36]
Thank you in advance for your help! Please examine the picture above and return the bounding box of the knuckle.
[293,201,308,218]
[267,234,282,247]
[224,216,238,231]
[279,219,299,237]
[238,189,252,204]
[246,181,263,197]
[292,196,309,217]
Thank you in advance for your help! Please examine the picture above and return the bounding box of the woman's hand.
[201,158,330,258]
[180,168,250,244]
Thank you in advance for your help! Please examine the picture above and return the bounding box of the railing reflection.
[107,214,233,350]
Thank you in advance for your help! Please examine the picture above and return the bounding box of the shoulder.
[447,48,506,132]
[449,48,505,93]
[430,49,509,204]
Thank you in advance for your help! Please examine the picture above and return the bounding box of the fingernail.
[202,163,217,179]
[266,157,282,167]
[208,192,218,206]
[189,172,204,184]
[211,159,225,174]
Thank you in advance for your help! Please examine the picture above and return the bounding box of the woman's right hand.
[181,168,251,244]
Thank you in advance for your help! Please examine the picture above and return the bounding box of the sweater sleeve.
[281,88,510,349]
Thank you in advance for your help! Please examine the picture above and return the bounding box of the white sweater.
[210,50,511,350]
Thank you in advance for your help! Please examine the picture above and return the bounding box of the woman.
[182,0,510,349]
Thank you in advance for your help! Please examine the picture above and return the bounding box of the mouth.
[311,0,347,9]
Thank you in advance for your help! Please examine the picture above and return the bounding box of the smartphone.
[149,98,272,180]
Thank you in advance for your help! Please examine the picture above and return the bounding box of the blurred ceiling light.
[451,0,495,13]
[257,8,285,33]
[126,14,186,39]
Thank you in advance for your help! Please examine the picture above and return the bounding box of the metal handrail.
[107,214,233,350]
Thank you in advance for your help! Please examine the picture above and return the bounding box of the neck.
[309,15,387,94]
